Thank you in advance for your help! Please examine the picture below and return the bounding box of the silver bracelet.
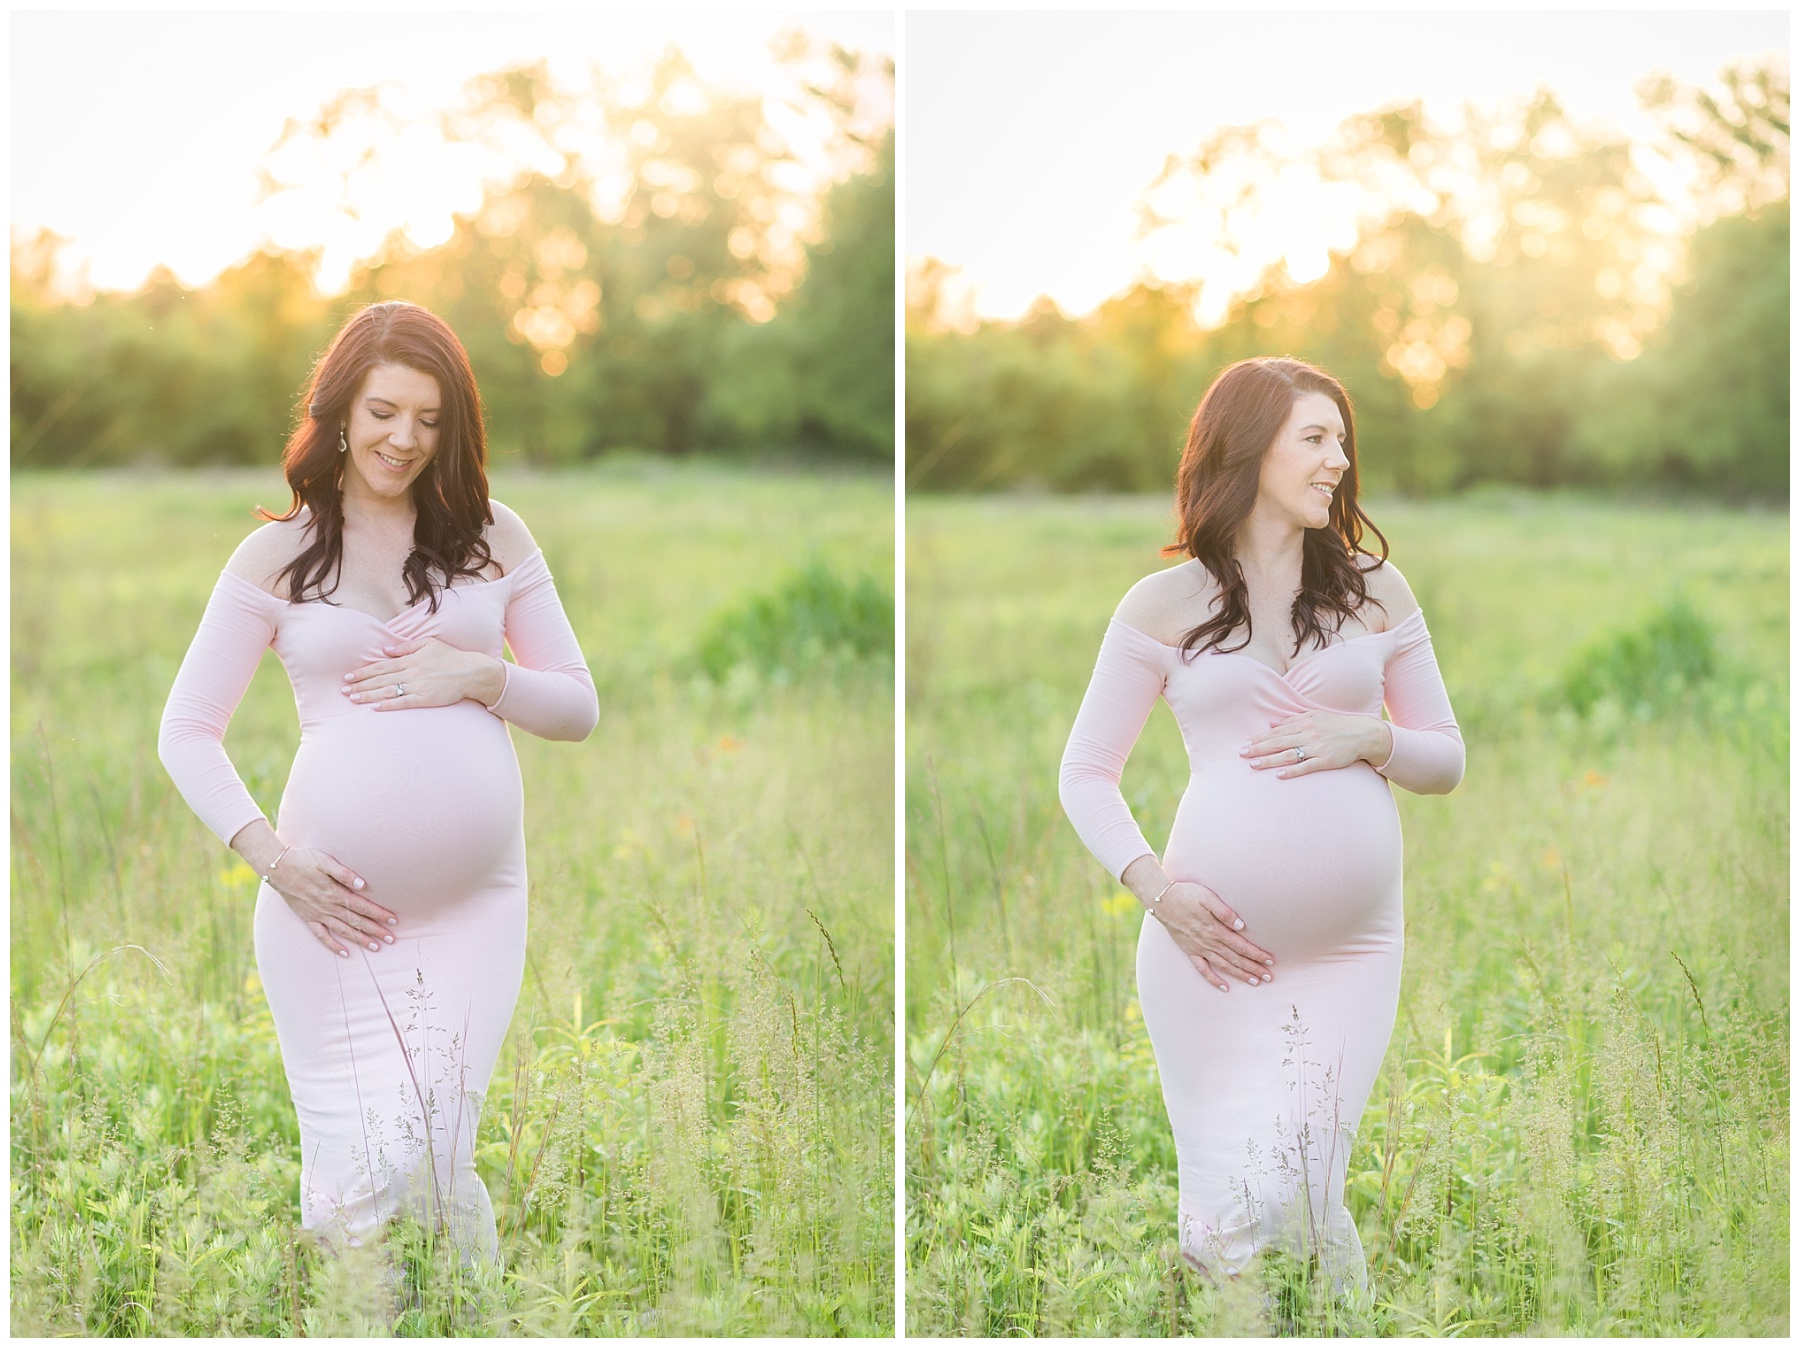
[1150,879,1177,905]
[262,845,293,880]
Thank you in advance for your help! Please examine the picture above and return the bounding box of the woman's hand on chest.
[341,636,506,711]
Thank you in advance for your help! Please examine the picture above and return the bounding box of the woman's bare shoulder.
[222,516,310,595]
[1358,552,1419,629]
[1112,559,1216,646]
[484,499,539,571]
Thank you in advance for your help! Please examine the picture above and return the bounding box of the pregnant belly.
[276,704,524,915]
[1161,761,1403,960]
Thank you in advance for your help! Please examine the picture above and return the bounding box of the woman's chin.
[348,469,417,499]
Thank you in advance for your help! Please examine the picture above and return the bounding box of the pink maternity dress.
[159,545,598,1260]
[1059,604,1462,1289]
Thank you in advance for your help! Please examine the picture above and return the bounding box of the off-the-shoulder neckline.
[1109,606,1425,677]
[219,544,543,619]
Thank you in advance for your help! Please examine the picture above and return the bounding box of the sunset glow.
[909,11,1785,324]
[13,12,893,298]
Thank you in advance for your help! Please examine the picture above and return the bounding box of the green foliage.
[10,54,894,470]
[1638,59,1791,218]
[1575,203,1789,496]
[11,467,894,1335]
[908,72,1788,499]
[906,494,1787,1335]
[1558,595,1720,716]
[10,252,335,468]
[697,557,894,683]
[715,132,896,463]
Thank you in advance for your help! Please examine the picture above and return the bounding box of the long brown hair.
[1162,356,1388,659]
[262,300,496,611]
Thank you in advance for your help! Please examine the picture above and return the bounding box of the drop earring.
[338,425,349,454]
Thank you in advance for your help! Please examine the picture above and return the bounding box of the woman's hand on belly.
[342,637,505,712]
[1242,709,1391,778]
[1120,856,1276,993]
[269,846,402,957]
[1156,882,1281,992]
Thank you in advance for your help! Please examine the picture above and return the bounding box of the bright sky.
[12,10,894,295]
[908,10,1788,322]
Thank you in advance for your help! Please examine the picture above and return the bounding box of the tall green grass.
[12,463,894,1336]
[906,492,1787,1336]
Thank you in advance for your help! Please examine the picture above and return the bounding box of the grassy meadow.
[12,463,894,1336]
[905,492,1787,1336]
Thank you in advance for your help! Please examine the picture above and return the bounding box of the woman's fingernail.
[1265,959,1274,966]
[354,879,365,889]
[368,942,379,951]
[386,916,396,925]
[1233,919,1244,930]
[338,949,349,959]
[384,934,394,943]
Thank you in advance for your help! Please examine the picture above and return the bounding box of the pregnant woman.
[159,300,598,1263]
[1059,357,1463,1293]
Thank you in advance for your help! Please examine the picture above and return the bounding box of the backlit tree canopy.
[12,45,894,468]
[907,61,1786,497]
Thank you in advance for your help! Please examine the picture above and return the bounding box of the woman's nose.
[389,420,417,449]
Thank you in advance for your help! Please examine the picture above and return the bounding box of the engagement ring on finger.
[393,684,404,697]
[1294,746,1306,762]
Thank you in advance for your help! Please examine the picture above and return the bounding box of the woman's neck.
[1232,504,1306,587]
[340,482,417,538]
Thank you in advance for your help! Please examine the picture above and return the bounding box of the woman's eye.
[370,411,391,421]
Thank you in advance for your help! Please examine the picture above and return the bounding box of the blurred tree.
[352,54,808,460]
[711,37,894,460]
[906,68,1787,499]
[12,239,331,467]
[1575,199,1787,496]
[10,47,893,470]
[716,128,894,461]
[1639,58,1790,220]
[1579,59,1789,495]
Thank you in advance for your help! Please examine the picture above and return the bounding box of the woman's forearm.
[1120,853,1169,907]
[229,817,282,874]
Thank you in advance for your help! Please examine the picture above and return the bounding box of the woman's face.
[1256,391,1350,532]
[340,362,443,504]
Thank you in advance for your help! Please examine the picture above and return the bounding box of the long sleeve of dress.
[488,549,599,742]
[158,573,282,847]
[1059,619,1169,881]
[1375,610,1464,795]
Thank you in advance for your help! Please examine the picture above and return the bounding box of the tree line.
[907,64,1787,497]
[12,49,894,469]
